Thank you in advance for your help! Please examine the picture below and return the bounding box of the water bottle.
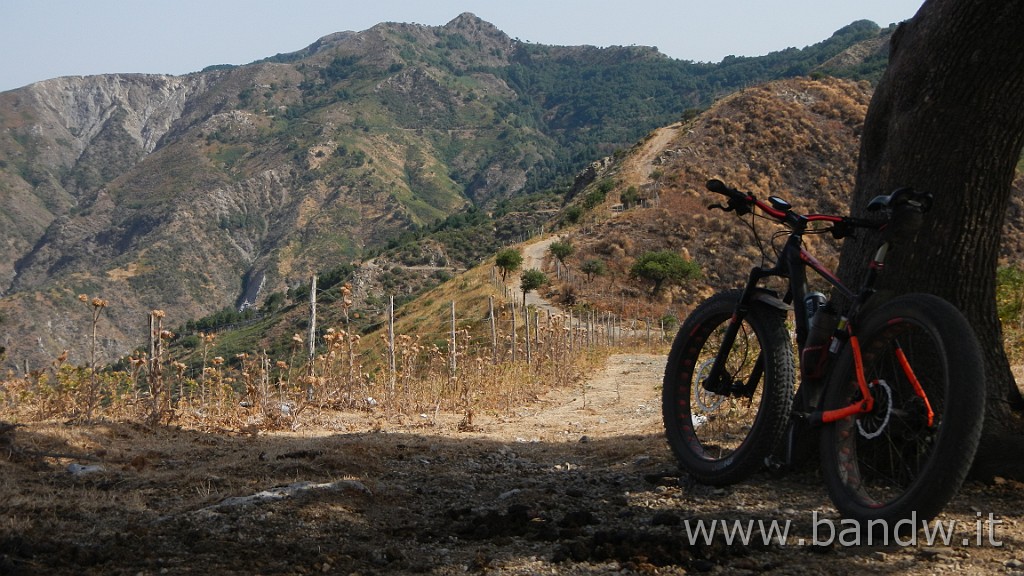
[802,292,837,381]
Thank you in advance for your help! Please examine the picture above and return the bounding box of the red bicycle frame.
[699,183,934,427]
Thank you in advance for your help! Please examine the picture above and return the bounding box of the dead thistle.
[77,294,108,419]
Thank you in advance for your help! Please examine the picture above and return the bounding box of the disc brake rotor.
[857,379,893,439]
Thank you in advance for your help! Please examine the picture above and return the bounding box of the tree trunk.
[837,0,1024,468]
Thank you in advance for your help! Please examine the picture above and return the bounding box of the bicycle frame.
[667,181,980,521]
[700,194,930,428]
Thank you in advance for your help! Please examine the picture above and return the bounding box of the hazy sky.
[1,0,924,92]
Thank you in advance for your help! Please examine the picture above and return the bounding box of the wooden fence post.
[489,296,497,365]
[510,299,517,363]
[449,301,457,385]
[308,275,317,376]
[388,295,395,396]
[525,305,532,366]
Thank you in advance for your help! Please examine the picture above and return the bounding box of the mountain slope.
[542,75,1024,324]
[165,76,882,364]
[0,14,893,370]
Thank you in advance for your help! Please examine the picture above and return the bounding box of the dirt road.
[624,123,683,182]
[515,234,562,314]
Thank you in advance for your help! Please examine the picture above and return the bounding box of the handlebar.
[705,179,930,241]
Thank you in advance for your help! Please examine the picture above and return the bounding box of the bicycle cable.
[737,209,769,268]
[736,194,839,269]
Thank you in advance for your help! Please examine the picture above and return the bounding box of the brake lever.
[830,220,856,240]
[708,203,731,212]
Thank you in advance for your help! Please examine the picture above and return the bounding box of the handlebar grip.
[706,179,730,194]
[706,179,753,215]
[706,179,748,202]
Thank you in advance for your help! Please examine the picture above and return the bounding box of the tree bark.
[837,0,1024,442]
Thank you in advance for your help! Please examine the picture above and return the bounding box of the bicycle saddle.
[866,187,934,213]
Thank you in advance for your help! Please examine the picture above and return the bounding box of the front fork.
[701,266,779,398]
[700,308,763,397]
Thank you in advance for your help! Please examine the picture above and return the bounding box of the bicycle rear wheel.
[820,293,985,531]
[663,289,795,485]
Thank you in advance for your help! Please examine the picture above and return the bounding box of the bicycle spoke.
[689,321,765,460]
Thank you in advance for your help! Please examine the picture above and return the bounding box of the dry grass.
[0,254,670,434]
[0,339,662,432]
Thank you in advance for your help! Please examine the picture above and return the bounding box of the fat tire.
[662,289,795,485]
[820,293,985,530]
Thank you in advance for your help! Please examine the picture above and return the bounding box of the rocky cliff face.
[27,73,209,153]
[0,74,214,290]
[0,18,510,370]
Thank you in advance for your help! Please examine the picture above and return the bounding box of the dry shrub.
[558,282,579,306]
[594,232,634,259]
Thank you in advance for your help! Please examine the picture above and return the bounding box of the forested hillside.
[0,14,892,371]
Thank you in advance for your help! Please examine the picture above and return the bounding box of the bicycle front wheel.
[820,293,985,529]
[663,289,795,485]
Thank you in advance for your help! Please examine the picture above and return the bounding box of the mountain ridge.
[0,14,893,371]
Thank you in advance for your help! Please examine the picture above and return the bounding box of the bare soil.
[3,353,1024,575]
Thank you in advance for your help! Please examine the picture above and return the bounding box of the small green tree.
[630,251,701,297]
[495,248,523,283]
[520,268,548,307]
[548,240,575,269]
[263,291,286,312]
[563,205,584,224]
[582,188,607,210]
[580,258,607,282]
[620,186,640,209]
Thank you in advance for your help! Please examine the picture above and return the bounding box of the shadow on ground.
[3,418,1021,575]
